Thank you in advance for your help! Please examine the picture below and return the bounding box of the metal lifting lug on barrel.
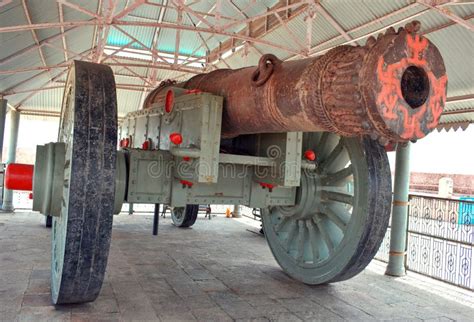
[6,21,447,305]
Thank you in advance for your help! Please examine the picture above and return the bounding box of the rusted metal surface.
[144,21,447,143]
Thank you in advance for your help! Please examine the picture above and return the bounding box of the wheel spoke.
[317,132,329,152]
[320,204,349,231]
[275,216,289,233]
[306,219,320,263]
[322,190,354,205]
[296,220,306,263]
[319,139,344,172]
[285,220,298,251]
[313,216,334,256]
[322,165,353,186]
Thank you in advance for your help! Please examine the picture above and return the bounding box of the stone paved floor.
[0,212,473,322]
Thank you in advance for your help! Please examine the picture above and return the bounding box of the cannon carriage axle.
[5,21,446,304]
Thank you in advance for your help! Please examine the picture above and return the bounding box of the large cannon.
[5,21,447,304]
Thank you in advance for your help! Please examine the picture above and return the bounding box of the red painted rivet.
[170,132,183,145]
[304,150,316,161]
[180,179,193,188]
[183,156,191,162]
[28,192,33,200]
[142,140,150,150]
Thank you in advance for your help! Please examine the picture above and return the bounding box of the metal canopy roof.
[0,0,473,130]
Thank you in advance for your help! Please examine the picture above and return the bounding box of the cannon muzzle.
[144,21,447,144]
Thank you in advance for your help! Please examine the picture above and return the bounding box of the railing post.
[386,142,411,277]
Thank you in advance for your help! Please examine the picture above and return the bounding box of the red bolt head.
[304,150,316,161]
[142,140,150,150]
[28,192,33,200]
[170,132,183,145]
[183,156,191,162]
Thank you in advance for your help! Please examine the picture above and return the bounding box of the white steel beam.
[56,0,102,19]
[113,0,146,20]
[58,1,68,61]
[0,19,305,56]
[21,0,49,69]
[315,3,352,41]
[418,0,474,31]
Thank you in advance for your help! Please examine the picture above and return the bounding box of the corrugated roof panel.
[20,87,64,112]
[440,112,474,125]
[231,0,279,19]
[177,30,207,57]
[345,5,422,41]
[27,0,60,41]
[126,2,163,21]
[42,40,69,66]
[110,59,150,78]
[0,2,35,61]
[65,26,95,59]
[214,45,262,69]
[108,16,155,49]
[0,50,44,88]
[156,27,177,54]
[115,74,145,86]
[426,23,474,97]
[322,0,411,32]
[62,0,99,21]
[450,3,474,17]
[117,90,143,116]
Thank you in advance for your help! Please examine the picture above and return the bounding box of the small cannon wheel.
[171,205,199,227]
[51,61,117,304]
[262,133,391,284]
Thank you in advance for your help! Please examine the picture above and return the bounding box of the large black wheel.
[171,205,199,227]
[51,61,117,304]
[262,133,391,284]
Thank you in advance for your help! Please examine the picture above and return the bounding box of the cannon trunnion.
[4,22,447,304]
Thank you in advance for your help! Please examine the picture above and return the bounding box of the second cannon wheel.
[261,132,392,285]
[171,205,199,227]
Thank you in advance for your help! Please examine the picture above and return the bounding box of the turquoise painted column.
[0,99,7,163]
[386,142,411,277]
[2,109,20,212]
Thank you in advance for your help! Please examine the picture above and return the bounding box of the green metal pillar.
[128,202,134,215]
[385,142,411,277]
[0,99,7,162]
[232,204,242,218]
[2,109,20,212]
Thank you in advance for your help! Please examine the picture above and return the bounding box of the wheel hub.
[275,171,322,221]
[32,142,65,217]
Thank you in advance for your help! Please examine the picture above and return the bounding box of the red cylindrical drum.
[5,163,34,191]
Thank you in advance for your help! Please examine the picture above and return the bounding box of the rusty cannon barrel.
[144,21,447,144]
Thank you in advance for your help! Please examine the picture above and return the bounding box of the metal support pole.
[128,202,134,215]
[386,142,411,277]
[153,204,160,236]
[232,204,242,218]
[2,109,20,212]
[0,99,7,162]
